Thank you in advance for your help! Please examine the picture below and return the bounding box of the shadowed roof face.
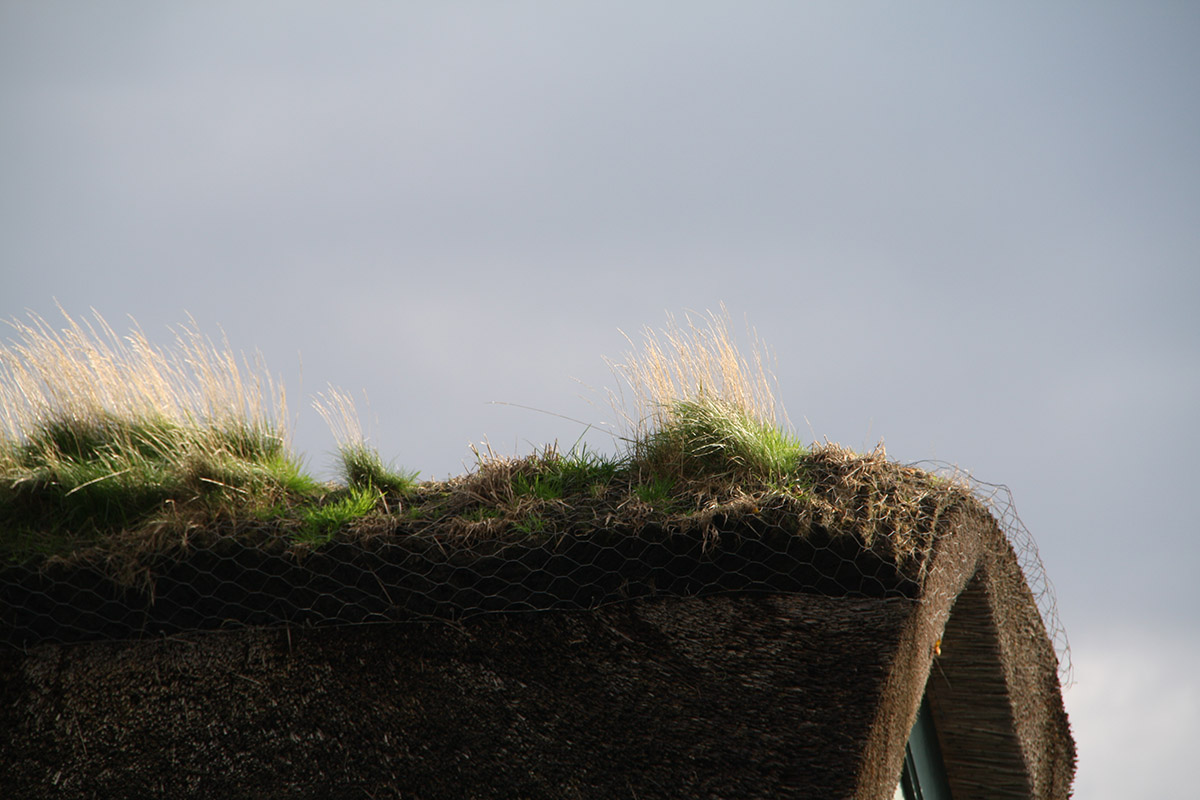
[1,595,914,799]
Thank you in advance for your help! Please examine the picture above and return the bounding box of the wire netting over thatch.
[0,446,1075,799]
[0,445,1070,685]
[3,446,970,648]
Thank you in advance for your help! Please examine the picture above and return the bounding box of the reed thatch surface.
[0,458,1075,799]
[2,594,914,799]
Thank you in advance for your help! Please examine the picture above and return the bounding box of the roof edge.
[917,510,1076,800]
[853,498,989,799]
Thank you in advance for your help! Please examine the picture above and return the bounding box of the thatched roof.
[0,451,1074,799]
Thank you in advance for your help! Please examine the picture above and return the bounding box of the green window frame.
[894,697,953,800]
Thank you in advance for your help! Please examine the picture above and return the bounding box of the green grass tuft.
[609,307,806,486]
[637,395,806,482]
[553,443,624,495]
[312,386,418,498]
[294,486,381,546]
[505,443,625,503]
[634,476,677,507]
[0,308,321,562]
[338,444,419,496]
[511,470,564,502]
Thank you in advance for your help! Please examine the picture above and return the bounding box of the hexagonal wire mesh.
[1,461,1071,689]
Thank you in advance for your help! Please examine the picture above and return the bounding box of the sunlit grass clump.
[610,308,806,484]
[313,386,419,497]
[0,304,818,569]
[0,308,319,559]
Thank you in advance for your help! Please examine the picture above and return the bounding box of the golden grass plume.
[0,305,288,452]
[606,305,789,441]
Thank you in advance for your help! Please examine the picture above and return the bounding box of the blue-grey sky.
[3,4,1197,796]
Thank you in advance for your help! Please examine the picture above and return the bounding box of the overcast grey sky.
[3,3,1197,796]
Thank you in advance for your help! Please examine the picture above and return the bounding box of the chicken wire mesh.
[1,524,920,644]
[0,451,1071,688]
[906,459,1073,687]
